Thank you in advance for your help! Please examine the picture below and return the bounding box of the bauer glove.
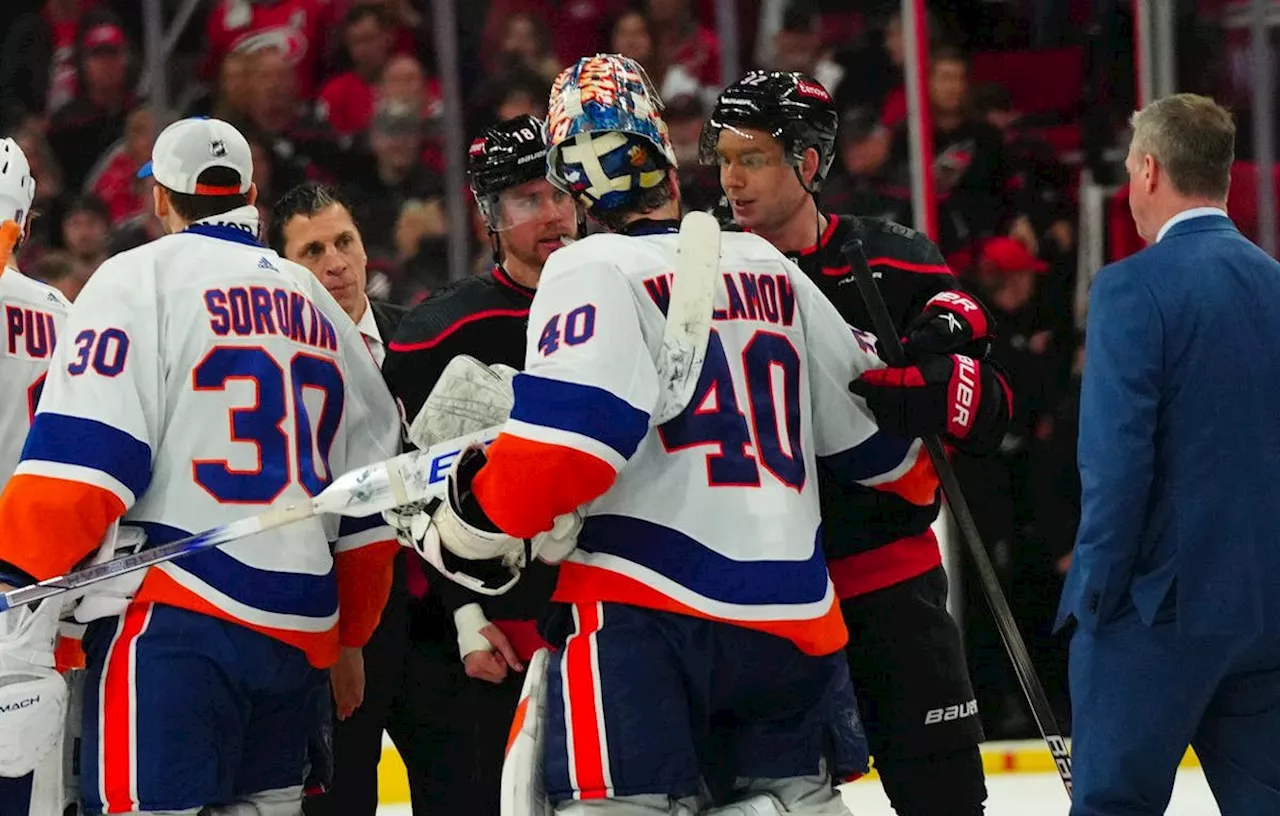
[900,289,994,359]
[850,353,1012,454]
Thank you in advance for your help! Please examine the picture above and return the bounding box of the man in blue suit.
[1058,93,1280,815]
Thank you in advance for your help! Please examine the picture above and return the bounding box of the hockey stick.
[652,210,720,424]
[842,239,1074,799]
[0,424,503,613]
[0,216,722,614]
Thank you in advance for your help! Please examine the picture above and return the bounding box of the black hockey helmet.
[699,71,839,192]
[468,114,551,229]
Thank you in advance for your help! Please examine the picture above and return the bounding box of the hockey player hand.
[330,646,365,720]
[850,353,1011,453]
[901,290,994,359]
[463,625,525,684]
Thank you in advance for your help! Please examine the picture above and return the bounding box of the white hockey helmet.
[0,138,35,230]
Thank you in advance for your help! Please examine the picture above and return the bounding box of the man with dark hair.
[1060,93,1280,815]
[380,114,578,814]
[0,116,400,815]
[317,4,397,137]
[703,70,1012,816]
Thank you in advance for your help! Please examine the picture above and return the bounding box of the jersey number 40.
[659,329,804,490]
[192,345,344,504]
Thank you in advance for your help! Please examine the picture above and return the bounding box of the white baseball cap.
[0,138,35,229]
[137,117,253,195]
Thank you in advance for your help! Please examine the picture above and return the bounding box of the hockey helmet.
[699,71,839,192]
[0,138,36,231]
[468,114,558,230]
[545,53,678,212]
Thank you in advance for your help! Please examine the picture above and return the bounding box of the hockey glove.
[0,598,68,778]
[850,353,1012,454]
[901,290,994,359]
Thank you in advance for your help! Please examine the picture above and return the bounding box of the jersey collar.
[619,218,681,236]
[182,223,264,247]
[794,213,840,257]
[492,264,536,299]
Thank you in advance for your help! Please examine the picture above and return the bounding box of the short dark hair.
[590,172,676,232]
[931,46,968,69]
[62,193,111,223]
[268,182,357,255]
[344,2,392,31]
[165,166,251,222]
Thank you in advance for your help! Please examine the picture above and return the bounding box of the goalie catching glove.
[850,353,1012,454]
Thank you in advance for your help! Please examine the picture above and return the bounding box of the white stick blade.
[653,211,721,424]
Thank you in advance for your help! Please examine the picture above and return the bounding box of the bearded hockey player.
[0,117,400,815]
[413,53,997,816]
[0,137,73,816]
[703,71,1012,816]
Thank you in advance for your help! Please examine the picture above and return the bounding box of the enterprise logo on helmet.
[795,80,830,102]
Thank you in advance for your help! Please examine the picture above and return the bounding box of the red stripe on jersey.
[826,529,943,599]
[101,603,152,814]
[386,308,531,352]
[564,602,611,799]
[863,256,954,276]
[553,562,849,656]
[474,434,617,538]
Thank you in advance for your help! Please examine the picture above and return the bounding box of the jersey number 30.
[659,329,804,490]
[193,346,344,503]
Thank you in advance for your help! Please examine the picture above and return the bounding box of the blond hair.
[1130,93,1235,200]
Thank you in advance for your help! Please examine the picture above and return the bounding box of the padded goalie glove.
[901,290,994,359]
[409,355,516,450]
[850,353,1012,454]
[0,599,68,778]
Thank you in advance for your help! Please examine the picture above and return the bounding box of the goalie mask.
[545,53,678,212]
[700,71,839,193]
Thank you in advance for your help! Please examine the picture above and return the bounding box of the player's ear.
[800,147,820,188]
[246,183,259,206]
[152,184,168,221]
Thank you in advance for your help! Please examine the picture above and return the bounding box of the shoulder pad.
[390,274,529,349]
[839,215,950,270]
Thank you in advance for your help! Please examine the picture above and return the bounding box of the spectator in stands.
[493,13,562,83]
[57,193,111,279]
[820,107,911,223]
[47,11,138,192]
[240,46,340,186]
[202,0,338,102]
[393,198,450,296]
[473,67,550,134]
[0,0,99,129]
[767,3,843,99]
[187,45,256,122]
[609,8,657,73]
[10,126,65,254]
[347,102,442,258]
[31,250,90,302]
[87,106,160,222]
[318,4,398,137]
[483,0,625,67]
[833,11,918,129]
[647,0,722,91]
[333,0,422,55]
[107,176,165,254]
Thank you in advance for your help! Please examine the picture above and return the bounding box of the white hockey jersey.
[0,220,400,668]
[0,265,69,486]
[472,224,931,656]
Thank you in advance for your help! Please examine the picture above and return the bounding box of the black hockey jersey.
[382,265,557,631]
[788,215,958,599]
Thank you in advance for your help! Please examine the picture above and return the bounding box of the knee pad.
[875,747,987,816]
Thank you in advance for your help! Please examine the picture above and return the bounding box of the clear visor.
[485,184,579,232]
[697,119,789,170]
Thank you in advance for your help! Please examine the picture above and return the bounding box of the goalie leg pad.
[0,599,68,780]
[502,647,552,816]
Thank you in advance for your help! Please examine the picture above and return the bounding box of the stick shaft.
[842,239,1074,799]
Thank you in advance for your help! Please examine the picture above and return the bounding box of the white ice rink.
[375,768,1221,815]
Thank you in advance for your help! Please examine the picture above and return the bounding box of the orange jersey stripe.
[0,474,125,579]
[872,446,939,507]
[133,569,340,668]
[553,561,848,656]
[474,434,617,538]
[335,539,398,648]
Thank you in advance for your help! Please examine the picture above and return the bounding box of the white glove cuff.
[454,603,492,658]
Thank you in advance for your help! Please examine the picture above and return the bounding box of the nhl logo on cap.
[211,140,227,158]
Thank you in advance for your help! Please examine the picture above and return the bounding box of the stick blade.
[653,211,720,424]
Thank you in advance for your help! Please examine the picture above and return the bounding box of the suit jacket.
[369,299,408,351]
[1057,214,1280,636]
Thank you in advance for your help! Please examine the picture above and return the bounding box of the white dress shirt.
[354,296,385,367]
[1155,206,1230,243]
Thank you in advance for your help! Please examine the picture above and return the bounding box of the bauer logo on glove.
[901,289,994,359]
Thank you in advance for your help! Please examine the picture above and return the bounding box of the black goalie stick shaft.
[842,238,1073,799]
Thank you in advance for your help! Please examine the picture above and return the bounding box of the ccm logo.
[949,355,978,433]
[924,699,978,725]
[0,695,40,713]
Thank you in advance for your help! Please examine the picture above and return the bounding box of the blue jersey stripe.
[511,374,649,460]
[132,522,338,618]
[22,413,152,499]
[578,514,829,606]
[819,431,914,484]
[338,513,387,537]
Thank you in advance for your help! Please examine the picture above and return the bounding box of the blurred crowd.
[1,0,1100,740]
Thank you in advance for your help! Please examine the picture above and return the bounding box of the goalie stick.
[0,213,723,614]
[842,238,1073,800]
